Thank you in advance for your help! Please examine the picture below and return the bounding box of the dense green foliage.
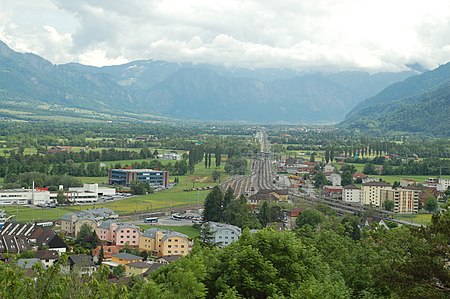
[1,209,449,298]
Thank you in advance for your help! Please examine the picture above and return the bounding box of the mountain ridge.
[0,40,415,123]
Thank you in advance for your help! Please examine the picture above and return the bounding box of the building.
[248,189,289,205]
[380,187,420,214]
[108,169,169,188]
[0,223,67,253]
[400,178,417,187]
[361,182,392,207]
[0,189,51,205]
[65,254,96,275]
[0,184,115,206]
[139,228,192,257]
[328,173,342,186]
[436,178,450,192]
[111,252,142,265]
[35,250,59,269]
[60,208,118,237]
[125,261,153,276]
[342,185,362,203]
[96,221,140,247]
[158,153,182,161]
[323,186,343,199]
[92,245,119,262]
[203,222,241,247]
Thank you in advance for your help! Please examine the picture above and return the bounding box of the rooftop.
[112,252,143,261]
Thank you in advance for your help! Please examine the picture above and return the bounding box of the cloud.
[1,0,450,70]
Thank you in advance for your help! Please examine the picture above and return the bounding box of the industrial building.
[108,169,169,188]
[0,184,116,206]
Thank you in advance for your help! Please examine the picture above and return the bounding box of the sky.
[1,0,450,71]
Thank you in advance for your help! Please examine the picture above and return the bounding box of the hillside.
[0,40,414,123]
[342,62,450,135]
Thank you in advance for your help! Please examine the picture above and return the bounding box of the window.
[181,245,184,248]
[168,245,171,248]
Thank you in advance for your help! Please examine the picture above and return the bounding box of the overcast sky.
[1,0,450,71]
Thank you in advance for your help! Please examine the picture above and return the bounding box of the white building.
[158,153,182,161]
[342,185,361,203]
[328,173,342,186]
[203,222,241,247]
[0,189,52,206]
[437,178,450,192]
[0,184,116,206]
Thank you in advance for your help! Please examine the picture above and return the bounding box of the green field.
[394,213,432,226]
[137,224,200,239]
[378,175,450,184]
[75,177,109,184]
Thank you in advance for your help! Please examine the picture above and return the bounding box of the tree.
[112,265,125,277]
[212,170,221,183]
[424,196,438,213]
[295,209,324,229]
[56,189,66,205]
[340,164,357,174]
[215,145,221,168]
[130,181,154,195]
[363,163,377,175]
[325,148,330,164]
[223,195,261,229]
[223,187,234,210]
[341,170,353,186]
[76,223,99,250]
[309,152,316,162]
[313,171,328,188]
[383,199,394,212]
[203,186,224,222]
[259,201,270,227]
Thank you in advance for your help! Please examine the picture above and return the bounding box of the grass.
[378,175,450,184]
[75,177,109,184]
[137,224,200,238]
[394,213,432,226]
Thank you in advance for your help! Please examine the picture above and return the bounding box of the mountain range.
[342,61,450,135]
[0,40,417,124]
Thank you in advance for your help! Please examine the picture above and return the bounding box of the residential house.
[125,261,153,276]
[203,222,241,247]
[96,221,140,247]
[35,250,59,269]
[142,263,164,277]
[342,185,361,203]
[111,252,143,265]
[139,228,192,257]
[60,208,118,237]
[92,245,119,262]
[0,223,66,254]
[65,254,96,275]
[35,228,67,253]
[361,182,392,207]
[156,255,182,264]
[380,187,420,214]
[17,258,41,269]
[352,172,367,183]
